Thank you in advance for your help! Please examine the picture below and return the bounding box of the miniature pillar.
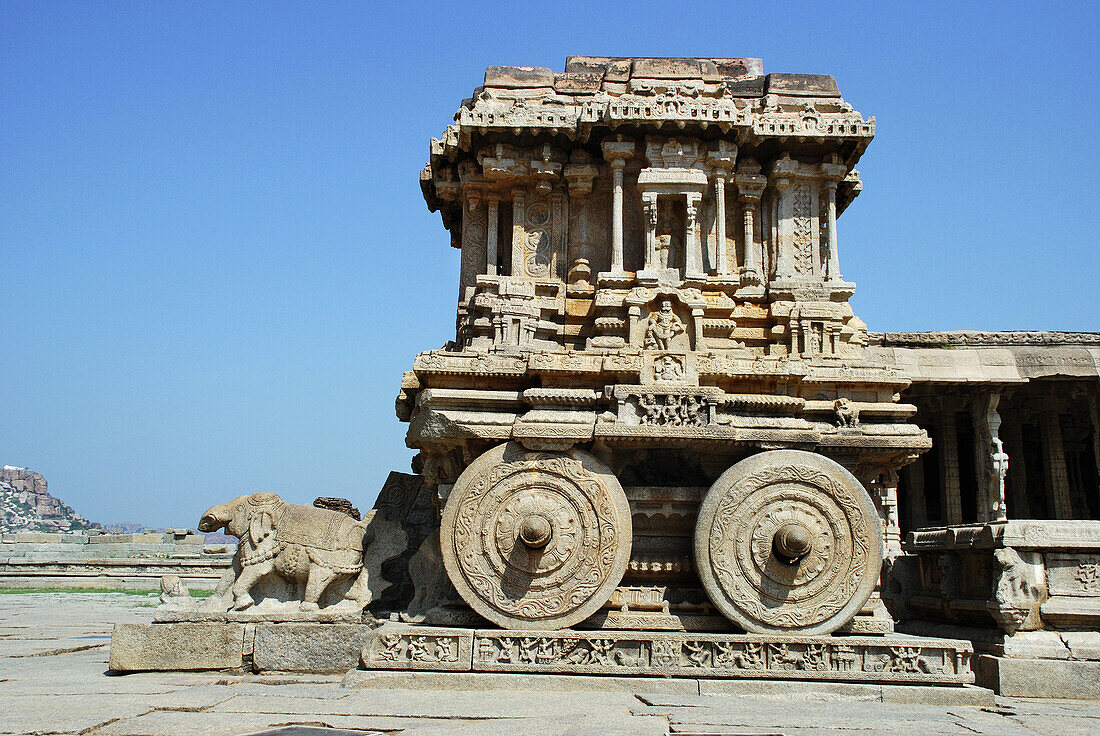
[1041,411,1074,519]
[602,137,634,275]
[486,195,499,275]
[713,173,728,275]
[685,192,704,279]
[740,198,761,282]
[510,190,526,277]
[642,193,658,270]
[937,413,963,524]
[823,181,842,282]
[611,160,625,273]
[774,179,794,278]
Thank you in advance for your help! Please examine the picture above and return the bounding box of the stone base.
[361,624,974,686]
[153,607,363,623]
[974,654,1100,698]
[109,621,377,673]
[110,622,245,672]
[343,669,994,704]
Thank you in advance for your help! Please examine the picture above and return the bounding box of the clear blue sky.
[2,2,1097,527]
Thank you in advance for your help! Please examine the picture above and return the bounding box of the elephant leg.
[301,565,337,611]
[232,559,274,610]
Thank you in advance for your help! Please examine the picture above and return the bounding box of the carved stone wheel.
[439,442,632,630]
[694,450,883,635]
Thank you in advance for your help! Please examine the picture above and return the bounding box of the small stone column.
[713,172,729,275]
[510,189,526,278]
[1041,411,1074,519]
[936,412,963,524]
[823,181,843,282]
[685,192,705,279]
[642,192,658,270]
[707,141,737,276]
[602,137,635,275]
[486,195,499,276]
[773,178,794,278]
[736,159,766,286]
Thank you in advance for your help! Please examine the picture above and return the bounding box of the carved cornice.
[869,331,1100,348]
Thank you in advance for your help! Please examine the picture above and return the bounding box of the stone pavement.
[1,593,1098,736]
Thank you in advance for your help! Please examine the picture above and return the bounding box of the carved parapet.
[900,521,1100,636]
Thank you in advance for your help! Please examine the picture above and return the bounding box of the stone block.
[343,669,700,694]
[483,66,554,89]
[253,624,375,672]
[88,533,162,544]
[1061,631,1100,660]
[109,622,244,671]
[2,532,69,543]
[765,73,841,97]
[631,58,715,80]
[974,654,1100,698]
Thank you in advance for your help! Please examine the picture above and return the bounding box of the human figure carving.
[645,300,685,350]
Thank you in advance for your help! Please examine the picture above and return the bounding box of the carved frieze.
[363,625,974,684]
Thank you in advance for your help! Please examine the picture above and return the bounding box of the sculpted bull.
[198,492,372,612]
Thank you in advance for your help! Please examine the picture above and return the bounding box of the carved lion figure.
[198,492,371,612]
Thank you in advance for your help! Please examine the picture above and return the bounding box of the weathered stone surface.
[484,65,554,88]
[363,624,974,685]
[974,654,1100,698]
[253,623,374,672]
[109,622,244,671]
[695,450,883,635]
[440,442,632,631]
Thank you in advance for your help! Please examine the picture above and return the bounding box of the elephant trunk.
[197,502,231,533]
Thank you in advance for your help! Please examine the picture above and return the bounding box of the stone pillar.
[773,178,793,278]
[713,172,728,275]
[642,192,657,270]
[685,192,704,280]
[937,412,963,524]
[691,308,705,350]
[1041,411,1074,519]
[973,393,1007,522]
[610,161,626,273]
[823,181,843,282]
[486,195,499,276]
[906,457,929,529]
[1089,393,1100,509]
[801,318,813,359]
[602,137,635,275]
[510,189,526,278]
[740,201,758,281]
[736,157,765,286]
[1001,418,1030,518]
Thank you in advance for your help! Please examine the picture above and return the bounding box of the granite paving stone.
[3,592,1099,736]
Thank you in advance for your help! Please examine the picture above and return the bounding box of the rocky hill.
[0,466,99,534]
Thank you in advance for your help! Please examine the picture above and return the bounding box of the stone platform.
[361,624,974,686]
[110,619,976,688]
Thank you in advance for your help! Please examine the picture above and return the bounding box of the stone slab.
[109,622,244,671]
[343,669,700,694]
[154,607,363,623]
[974,654,1100,698]
[362,625,974,685]
[253,623,375,673]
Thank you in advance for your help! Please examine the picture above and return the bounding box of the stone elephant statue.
[198,492,373,612]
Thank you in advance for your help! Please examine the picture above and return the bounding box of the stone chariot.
[398,56,930,641]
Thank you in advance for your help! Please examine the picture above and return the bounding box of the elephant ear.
[249,510,274,547]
